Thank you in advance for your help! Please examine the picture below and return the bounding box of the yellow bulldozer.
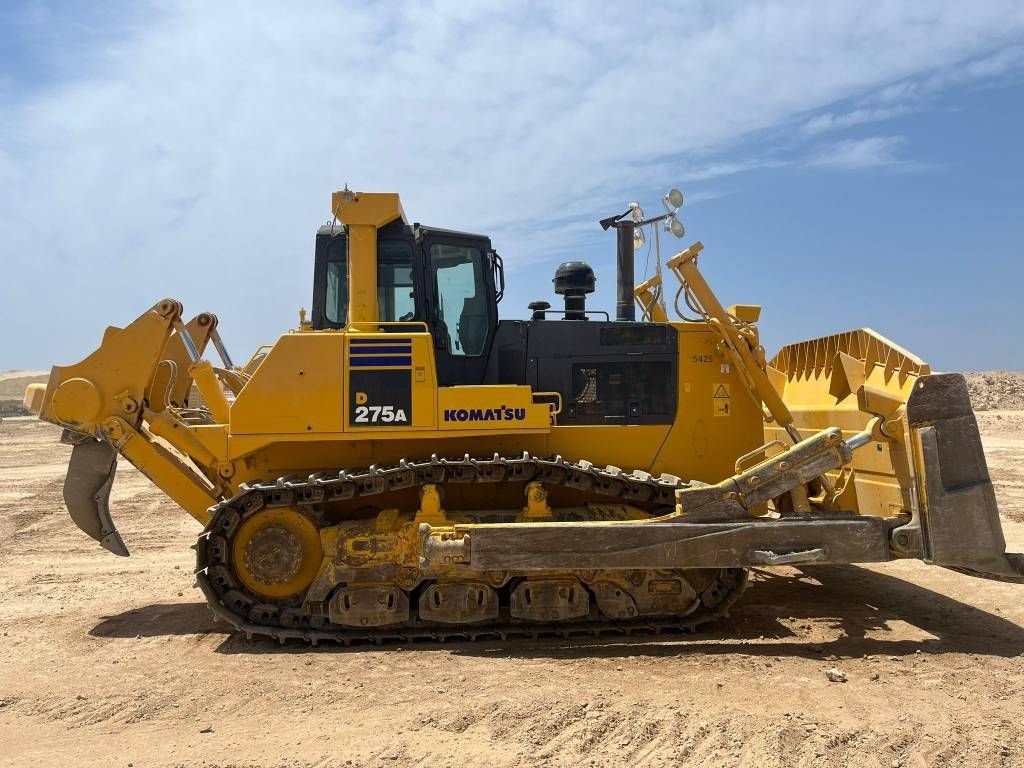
[24,188,1023,644]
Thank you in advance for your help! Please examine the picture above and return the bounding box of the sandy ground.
[1,415,1023,768]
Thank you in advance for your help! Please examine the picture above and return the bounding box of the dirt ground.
[1,412,1023,768]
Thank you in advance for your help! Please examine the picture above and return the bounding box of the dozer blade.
[907,373,1024,582]
[63,435,128,557]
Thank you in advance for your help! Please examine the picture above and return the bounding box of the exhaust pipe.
[615,221,636,322]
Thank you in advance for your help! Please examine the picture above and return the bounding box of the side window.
[377,240,416,322]
[325,239,348,325]
[430,244,488,356]
[323,237,416,325]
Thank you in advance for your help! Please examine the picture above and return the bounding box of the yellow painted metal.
[667,243,796,433]
[36,299,181,436]
[436,385,551,432]
[145,408,219,471]
[521,482,552,520]
[26,305,766,522]
[633,274,669,322]
[190,360,230,424]
[23,382,46,414]
[726,305,761,324]
[104,417,219,524]
[227,328,550,444]
[768,328,929,517]
[25,189,943,580]
[231,508,323,599]
[415,485,447,525]
[651,323,764,483]
[330,190,408,325]
[24,299,224,523]
[232,332,346,435]
[149,313,216,411]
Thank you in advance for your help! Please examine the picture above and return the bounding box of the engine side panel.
[486,318,765,483]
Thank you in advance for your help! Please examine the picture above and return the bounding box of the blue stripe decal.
[350,345,413,355]
[349,356,412,368]
[350,337,412,345]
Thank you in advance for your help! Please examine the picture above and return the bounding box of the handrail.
[347,320,431,333]
[532,391,563,424]
[242,345,273,377]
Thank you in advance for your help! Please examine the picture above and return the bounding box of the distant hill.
[0,371,49,416]
[964,372,1024,411]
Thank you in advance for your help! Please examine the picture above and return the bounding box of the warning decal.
[713,383,731,417]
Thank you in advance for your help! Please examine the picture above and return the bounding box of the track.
[194,453,749,645]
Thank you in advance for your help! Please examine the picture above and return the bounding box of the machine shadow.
[91,601,228,639]
[450,564,1024,661]
[89,564,1024,659]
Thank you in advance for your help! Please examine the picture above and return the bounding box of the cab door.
[420,232,497,386]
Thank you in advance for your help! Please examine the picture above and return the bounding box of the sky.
[1,1,1023,372]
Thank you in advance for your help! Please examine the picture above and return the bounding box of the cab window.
[325,238,416,324]
[378,242,416,321]
[430,244,489,356]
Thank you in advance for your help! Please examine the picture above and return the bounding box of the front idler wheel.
[230,508,322,600]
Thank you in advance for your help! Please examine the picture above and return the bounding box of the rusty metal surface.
[63,437,127,557]
[907,374,1024,582]
[461,516,894,571]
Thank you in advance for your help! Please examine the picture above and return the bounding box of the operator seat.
[457,294,489,354]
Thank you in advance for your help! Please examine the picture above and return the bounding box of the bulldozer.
[24,187,1023,644]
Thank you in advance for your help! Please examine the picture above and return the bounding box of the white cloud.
[800,106,911,136]
[1,1,1023,366]
[807,136,910,170]
[801,45,1024,137]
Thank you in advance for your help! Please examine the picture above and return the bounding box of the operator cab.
[311,220,505,386]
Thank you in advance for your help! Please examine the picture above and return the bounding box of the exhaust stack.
[615,221,635,321]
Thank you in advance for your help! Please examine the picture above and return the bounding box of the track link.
[195,453,749,646]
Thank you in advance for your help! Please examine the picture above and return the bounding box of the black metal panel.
[483,321,529,386]
[527,320,678,425]
[349,370,413,427]
[482,320,679,424]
